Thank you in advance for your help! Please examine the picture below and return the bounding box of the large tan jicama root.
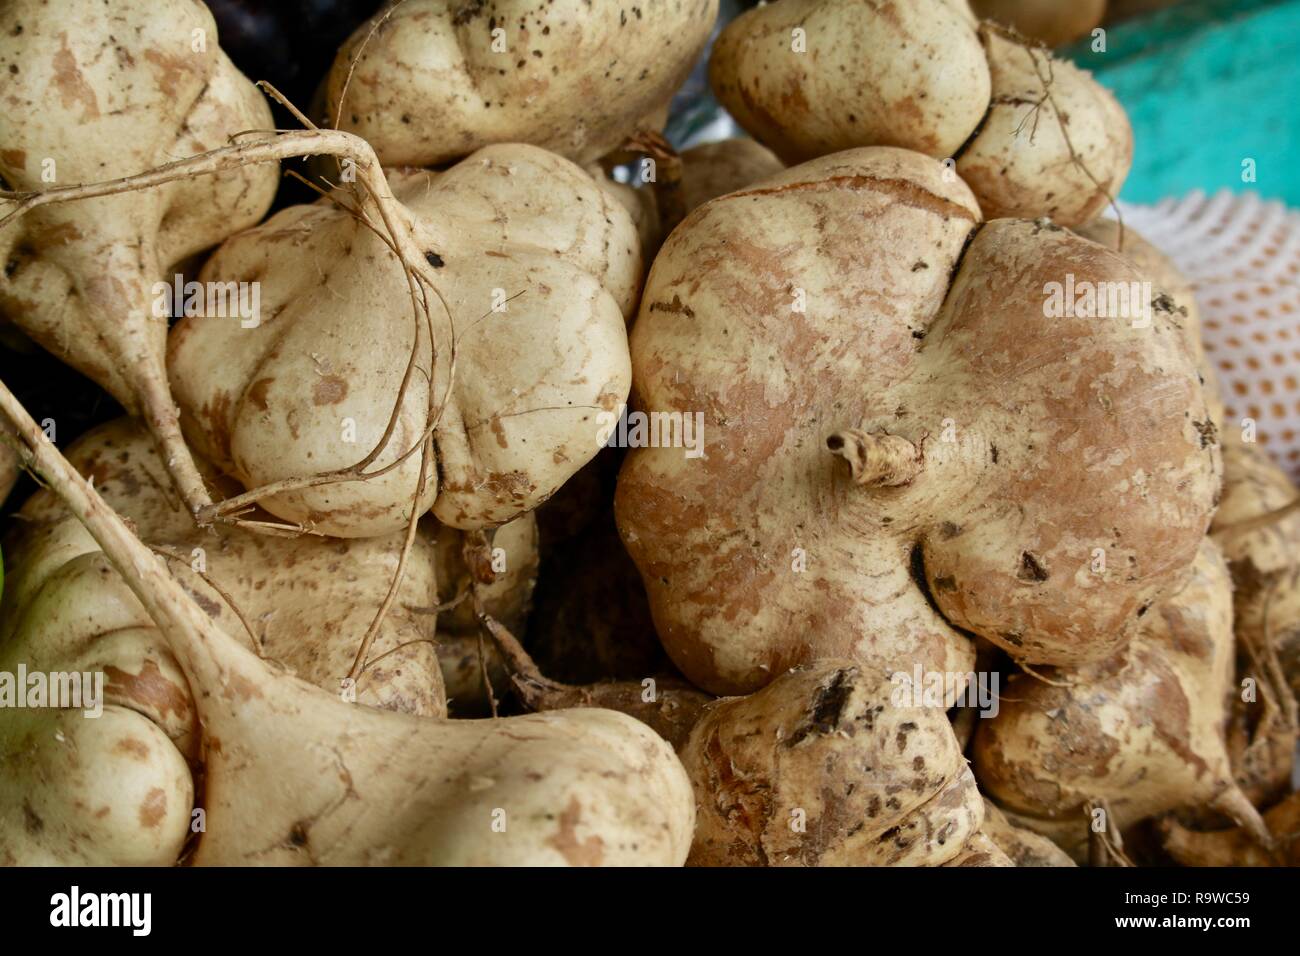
[710,0,1131,225]
[0,0,278,517]
[973,541,1270,861]
[0,385,695,866]
[1161,791,1300,867]
[617,148,1219,696]
[971,0,1107,48]
[4,418,446,717]
[169,146,639,538]
[325,0,719,167]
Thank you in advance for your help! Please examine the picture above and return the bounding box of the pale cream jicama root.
[4,418,447,718]
[617,147,1219,696]
[326,0,720,168]
[709,0,1132,225]
[973,541,1270,862]
[168,146,640,538]
[0,386,695,866]
[0,0,279,517]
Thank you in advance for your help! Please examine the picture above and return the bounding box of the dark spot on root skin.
[23,800,44,835]
[1018,551,1049,583]
[787,668,856,746]
[424,251,445,269]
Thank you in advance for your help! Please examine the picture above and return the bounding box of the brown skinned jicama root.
[0,0,278,517]
[680,662,991,866]
[709,0,1131,225]
[617,147,1219,696]
[1161,791,1300,867]
[326,0,720,168]
[0,385,695,866]
[973,541,1270,862]
[482,614,1011,867]
[168,145,639,539]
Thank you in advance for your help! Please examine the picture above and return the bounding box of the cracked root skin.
[973,541,1262,860]
[709,0,1130,226]
[680,662,983,866]
[326,0,719,168]
[616,147,1218,696]
[168,145,639,537]
[0,0,278,511]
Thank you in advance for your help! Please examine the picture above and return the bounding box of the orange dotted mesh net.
[1116,191,1300,480]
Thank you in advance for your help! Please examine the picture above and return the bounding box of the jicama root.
[972,541,1270,861]
[1211,433,1300,805]
[681,662,985,866]
[981,799,1076,867]
[0,0,278,518]
[617,147,1218,695]
[482,616,993,868]
[710,0,1131,225]
[425,516,538,713]
[169,147,640,538]
[0,387,694,866]
[1161,791,1300,867]
[1076,219,1225,430]
[325,0,719,167]
[4,418,446,717]
[1081,222,1297,807]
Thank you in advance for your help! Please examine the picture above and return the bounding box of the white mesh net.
[1112,191,1300,479]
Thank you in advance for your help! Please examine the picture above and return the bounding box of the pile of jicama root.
[0,0,1295,867]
